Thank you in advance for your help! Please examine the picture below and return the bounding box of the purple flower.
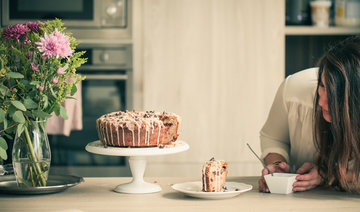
[2,24,30,40]
[25,21,42,33]
[57,67,65,74]
[35,29,74,59]
[26,52,33,59]
[31,64,39,72]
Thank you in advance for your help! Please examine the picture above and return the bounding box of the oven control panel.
[77,44,132,70]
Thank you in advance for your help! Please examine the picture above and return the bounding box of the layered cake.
[96,111,180,147]
[202,157,228,192]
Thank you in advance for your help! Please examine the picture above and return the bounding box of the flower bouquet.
[0,19,86,186]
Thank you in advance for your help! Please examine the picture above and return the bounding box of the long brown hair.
[314,36,360,192]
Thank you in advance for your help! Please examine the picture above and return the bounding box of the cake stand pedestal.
[85,140,189,194]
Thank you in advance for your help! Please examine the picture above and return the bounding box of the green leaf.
[12,111,25,123]
[16,123,24,137]
[70,84,77,96]
[0,148,7,160]
[24,98,38,109]
[0,109,5,122]
[3,118,7,129]
[53,103,61,116]
[0,86,6,96]
[32,110,52,119]
[42,94,48,109]
[30,81,41,86]
[0,137,8,150]
[65,96,76,100]
[8,72,24,79]
[20,79,30,86]
[11,101,26,111]
[60,105,68,120]
[7,105,16,117]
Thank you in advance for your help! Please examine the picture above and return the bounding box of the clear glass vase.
[12,120,51,187]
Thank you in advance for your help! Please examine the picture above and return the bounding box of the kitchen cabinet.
[285,26,360,76]
[132,0,359,177]
[133,0,284,177]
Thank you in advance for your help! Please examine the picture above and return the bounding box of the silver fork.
[246,143,273,176]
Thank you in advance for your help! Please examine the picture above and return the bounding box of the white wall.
[133,0,285,177]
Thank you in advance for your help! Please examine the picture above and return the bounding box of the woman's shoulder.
[283,68,318,106]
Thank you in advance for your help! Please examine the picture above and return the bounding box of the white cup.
[264,173,299,194]
[310,1,332,27]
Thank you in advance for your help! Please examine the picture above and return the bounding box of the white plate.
[171,181,253,199]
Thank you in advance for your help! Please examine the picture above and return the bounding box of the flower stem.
[23,125,46,186]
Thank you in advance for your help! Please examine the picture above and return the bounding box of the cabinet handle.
[83,75,128,80]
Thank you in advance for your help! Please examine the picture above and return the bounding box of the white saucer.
[171,181,253,199]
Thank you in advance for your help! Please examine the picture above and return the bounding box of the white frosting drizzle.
[157,121,161,145]
[110,123,114,146]
[105,123,109,144]
[97,111,168,146]
[122,127,125,146]
[99,122,104,143]
[116,125,119,146]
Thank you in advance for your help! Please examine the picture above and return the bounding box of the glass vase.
[12,120,51,187]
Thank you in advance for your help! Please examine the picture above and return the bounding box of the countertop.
[0,176,360,212]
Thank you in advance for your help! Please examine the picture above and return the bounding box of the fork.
[246,143,273,176]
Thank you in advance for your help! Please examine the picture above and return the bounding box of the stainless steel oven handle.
[83,75,128,80]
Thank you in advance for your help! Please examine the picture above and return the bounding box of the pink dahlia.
[52,77,59,84]
[2,24,30,40]
[31,64,39,72]
[38,85,44,91]
[35,29,74,59]
[56,67,66,74]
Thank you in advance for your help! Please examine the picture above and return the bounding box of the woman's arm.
[259,80,292,192]
[260,80,291,163]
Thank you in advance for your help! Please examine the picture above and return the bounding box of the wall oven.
[49,43,133,177]
[1,0,131,39]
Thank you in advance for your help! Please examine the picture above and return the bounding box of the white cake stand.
[85,140,189,194]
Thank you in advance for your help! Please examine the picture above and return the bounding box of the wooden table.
[0,176,359,212]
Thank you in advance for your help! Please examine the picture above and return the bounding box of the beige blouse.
[260,68,319,172]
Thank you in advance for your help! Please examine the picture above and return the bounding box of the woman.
[259,36,360,193]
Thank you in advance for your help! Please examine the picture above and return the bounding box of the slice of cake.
[157,111,180,143]
[202,157,228,192]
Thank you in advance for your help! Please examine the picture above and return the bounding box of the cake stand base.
[114,181,161,194]
[85,140,189,194]
[113,156,161,194]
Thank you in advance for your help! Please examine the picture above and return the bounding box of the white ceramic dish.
[171,181,252,199]
[264,173,298,194]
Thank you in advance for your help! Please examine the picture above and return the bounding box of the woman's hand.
[293,162,322,192]
[258,162,290,192]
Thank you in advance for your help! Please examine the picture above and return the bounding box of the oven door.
[1,0,127,28]
[49,69,131,176]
